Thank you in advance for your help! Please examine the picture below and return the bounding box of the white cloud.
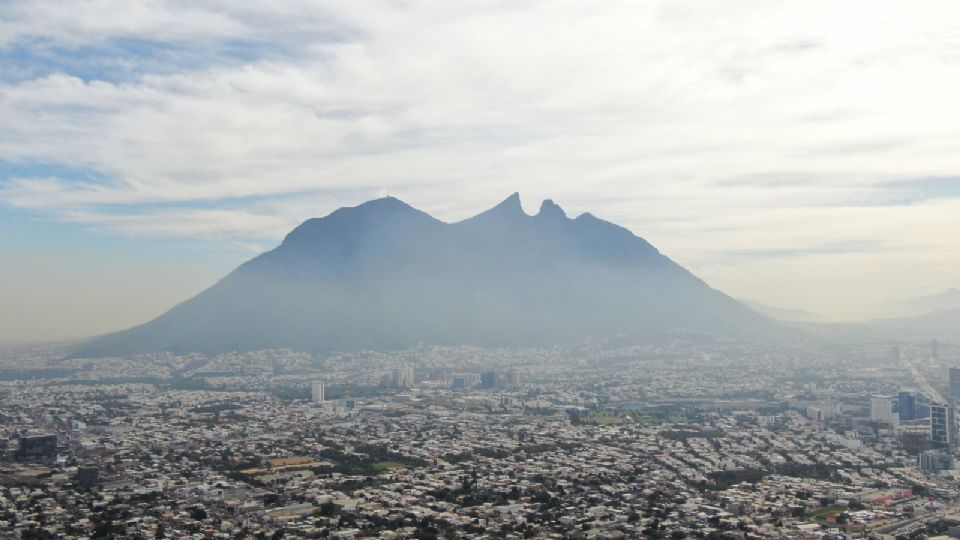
[2,0,960,319]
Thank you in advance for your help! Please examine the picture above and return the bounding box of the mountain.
[741,299,824,323]
[74,194,775,357]
[868,309,960,342]
[793,308,960,343]
[892,288,960,317]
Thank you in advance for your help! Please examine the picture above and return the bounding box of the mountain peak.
[460,193,529,224]
[281,195,436,247]
[502,191,521,204]
[537,199,567,220]
[354,195,414,212]
[492,192,525,214]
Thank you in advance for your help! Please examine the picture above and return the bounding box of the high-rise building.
[393,364,415,387]
[891,345,902,361]
[931,339,940,359]
[898,391,917,422]
[806,406,826,422]
[76,465,99,489]
[870,395,897,425]
[950,367,960,402]
[15,434,57,460]
[504,368,519,387]
[918,450,954,472]
[311,380,325,403]
[930,403,955,446]
[480,371,497,389]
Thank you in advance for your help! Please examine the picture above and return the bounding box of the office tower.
[932,339,940,359]
[311,380,325,403]
[898,391,917,422]
[930,403,954,446]
[15,434,57,460]
[393,364,415,388]
[891,345,902,361]
[806,406,825,422]
[918,450,954,472]
[451,376,467,390]
[505,368,520,387]
[480,371,497,389]
[950,368,960,402]
[870,395,897,425]
[76,466,99,489]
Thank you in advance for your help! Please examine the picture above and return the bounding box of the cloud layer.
[2,0,960,322]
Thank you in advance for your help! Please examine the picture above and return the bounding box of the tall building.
[76,466,99,489]
[931,339,940,359]
[480,371,497,389]
[930,403,955,446]
[898,391,917,422]
[806,406,826,422]
[393,364,415,388]
[504,368,520,387]
[15,434,57,460]
[891,345,902,361]
[918,450,954,472]
[870,395,897,425]
[311,380,325,403]
[950,367,960,402]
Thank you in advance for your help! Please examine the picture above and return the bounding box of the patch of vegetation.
[774,463,839,482]
[807,506,845,520]
[704,469,766,490]
[315,444,426,475]
[580,411,625,425]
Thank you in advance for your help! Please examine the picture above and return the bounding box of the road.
[906,358,946,404]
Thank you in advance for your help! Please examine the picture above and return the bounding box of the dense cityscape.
[2,339,960,539]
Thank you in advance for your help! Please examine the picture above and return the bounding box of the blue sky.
[2,0,960,342]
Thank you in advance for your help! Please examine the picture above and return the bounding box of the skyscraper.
[950,367,960,402]
[504,369,520,387]
[930,403,954,446]
[311,380,325,403]
[898,391,917,422]
[393,364,415,387]
[480,371,497,389]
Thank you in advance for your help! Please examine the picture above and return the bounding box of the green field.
[581,412,625,425]
[372,461,407,471]
[806,506,845,520]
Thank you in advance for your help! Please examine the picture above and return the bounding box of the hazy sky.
[2,0,960,343]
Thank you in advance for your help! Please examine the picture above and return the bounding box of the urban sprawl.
[2,340,960,539]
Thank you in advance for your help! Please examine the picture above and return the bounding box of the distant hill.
[740,300,824,323]
[74,194,776,357]
[793,308,960,343]
[869,309,960,342]
[892,288,960,317]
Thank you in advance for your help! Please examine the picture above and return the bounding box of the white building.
[393,364,415,388]
[311,380,324,403]
[870,395,898,426]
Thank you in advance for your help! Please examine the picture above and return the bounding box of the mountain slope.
[892,288,960,317]
[741,299,824,323]
[74,194,775,357]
